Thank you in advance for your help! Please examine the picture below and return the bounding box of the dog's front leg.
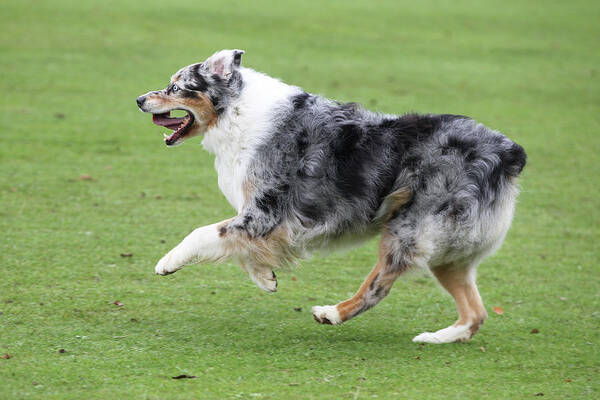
[239,259,278,292]
[154,213,292,279]
[155,221,231,275]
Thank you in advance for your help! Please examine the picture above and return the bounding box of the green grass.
[1,0,599,398]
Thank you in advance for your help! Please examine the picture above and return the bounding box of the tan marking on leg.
[246,226,297,267]
[219,224,296,268]
[337,263,382,321]
[335,231,400,322]
[431,265,488,337]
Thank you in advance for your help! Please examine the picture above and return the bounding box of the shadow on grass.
[132,297,483,364]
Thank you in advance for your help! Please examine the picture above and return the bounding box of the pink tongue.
[152,112,186,130]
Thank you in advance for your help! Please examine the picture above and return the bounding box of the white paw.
[312,305,342,325]
[249,270,278,293]
[412,324,473,344]
[154,252,183,276]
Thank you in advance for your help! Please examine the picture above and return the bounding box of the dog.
[136,49,526,343]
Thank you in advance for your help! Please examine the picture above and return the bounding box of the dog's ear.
[204,49,245,79]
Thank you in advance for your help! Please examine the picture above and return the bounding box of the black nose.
[136,96,145,108]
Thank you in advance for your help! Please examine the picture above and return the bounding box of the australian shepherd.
[136,49,526,344]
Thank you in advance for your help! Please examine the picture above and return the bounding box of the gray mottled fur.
[223,89,526,271]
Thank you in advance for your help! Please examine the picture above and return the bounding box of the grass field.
[1,0,599,398]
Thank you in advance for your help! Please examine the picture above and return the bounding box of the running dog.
[136,49,526,343]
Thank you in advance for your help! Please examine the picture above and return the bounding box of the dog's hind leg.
[312,230,407,325]
[412,263,488,343]
[312,188,414,325]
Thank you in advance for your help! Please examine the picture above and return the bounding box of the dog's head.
[136,49,245,146]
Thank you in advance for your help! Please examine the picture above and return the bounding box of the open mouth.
[152,110,195,146]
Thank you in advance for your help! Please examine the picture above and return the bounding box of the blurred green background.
[1,0,598,399]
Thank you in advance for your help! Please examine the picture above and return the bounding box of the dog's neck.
[201,68,301,211]
[202,67,300,155]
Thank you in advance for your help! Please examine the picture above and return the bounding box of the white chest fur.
[201,68,301,213]
[202,128,251,212]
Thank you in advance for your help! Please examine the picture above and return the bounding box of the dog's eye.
[172,84,179,93]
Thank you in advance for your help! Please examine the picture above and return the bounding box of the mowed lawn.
[1,0,598,398]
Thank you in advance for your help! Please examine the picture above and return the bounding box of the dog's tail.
[503,141,527,177]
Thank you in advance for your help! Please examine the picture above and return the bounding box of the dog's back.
[250,96,526,252]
